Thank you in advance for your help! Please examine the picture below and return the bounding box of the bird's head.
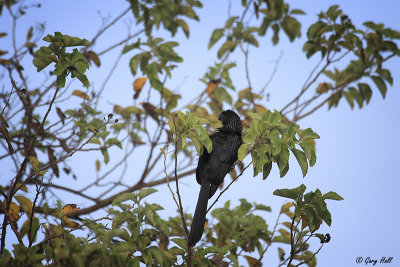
[218,110,242,133]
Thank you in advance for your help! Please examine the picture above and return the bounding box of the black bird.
[188,110,243,247]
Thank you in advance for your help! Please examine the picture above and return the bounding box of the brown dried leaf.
[29,122,41,133]
[72,90,90,101]
[0,58,13,65]
[159,232,169,251]
[47,147,59,177]
[141,102,159,123]
[0,125,14,153]
[56,107,66,125]
[84,50,101,67]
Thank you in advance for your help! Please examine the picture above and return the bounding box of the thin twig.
[207,161,252,213]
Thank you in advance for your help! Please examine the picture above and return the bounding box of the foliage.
[0,0,398,266]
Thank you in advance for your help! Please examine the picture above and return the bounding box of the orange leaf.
[72,90,90,101]
[61,204,79,216]
[133,77,147,99]
[254,104,267,114]
[206,79,220,94]
[9,202,20,221]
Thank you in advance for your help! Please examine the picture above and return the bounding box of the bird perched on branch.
[188,110,243,247]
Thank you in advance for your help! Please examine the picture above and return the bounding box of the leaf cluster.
[239,110,319,179]
[33,32,90,88]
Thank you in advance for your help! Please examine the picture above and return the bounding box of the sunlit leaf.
[72,90,90,101]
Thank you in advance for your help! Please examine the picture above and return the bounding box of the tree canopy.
[0,0,399,266]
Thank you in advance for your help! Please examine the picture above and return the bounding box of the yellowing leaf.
[9,202,20,221]
[29,156,39,171]
[95,159,101,172]
[280,202,293,213]
[15,195,33,218]
[254,104,267,114]
[133,77,147,99]
[62,217,80,228]
[26,26,33,40]
[244,255,261,267]
[72,90,90,101]
[316,82,332,94]
[61,204,79,216]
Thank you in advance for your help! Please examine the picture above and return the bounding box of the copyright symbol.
[356,257,363,264]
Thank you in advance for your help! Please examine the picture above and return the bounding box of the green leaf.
[277,146,289,177]
[139,188,158,200]
[301,128,320,140]
[307,21,325,40]
[371,75,387,98]
[225,16,237,28]
[271,23,280,45]
[112,193,137,205]
[349,87,363,108]
[262,160,272,180]
[343,91,354,109]
[105,138,122,149]
[71,69,90,88]
[238,143,250,161]
[171,238,187,249]
[176,18,190,38]
[281,16,301,42]
[326,5,340,21]
[56,75,66,88]
[272,235,290,244]
[376,69,393,86]
[254,203,272,212]
[274,184,306,200]
[217,40,237,59]
[32,47,54,72]
[358,83,372,104]
[43,32,90,46]
[273,188,298,200]
[208,28,224,49]
[323,191,344,201]
[291,148,308,177]
[129,54,141,76]
[101,148,109,164]
[269,130,281,155]
[299,141,317,166]
[291,9,306,15]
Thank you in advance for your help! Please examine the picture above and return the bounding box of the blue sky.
[1,0,400,266]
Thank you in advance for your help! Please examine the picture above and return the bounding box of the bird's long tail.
[188,182,210,247]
